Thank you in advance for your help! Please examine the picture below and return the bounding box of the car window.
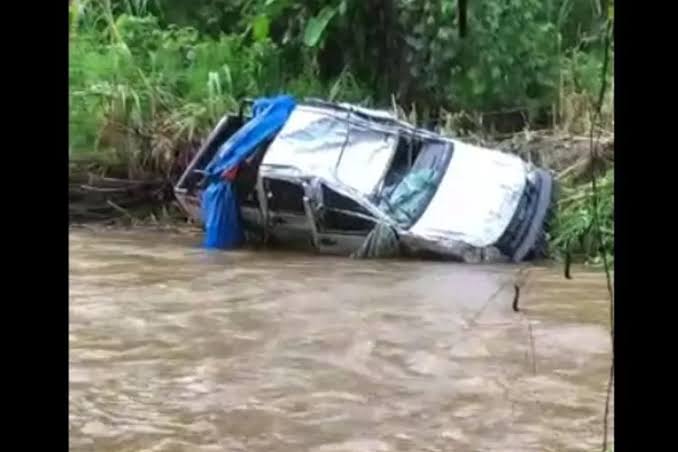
[320,185,375,233]
[264,178,305,214]
[375,139,453,229]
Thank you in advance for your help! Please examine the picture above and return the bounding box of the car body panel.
[173,100,555,262]
[261,106,398,197]
[409,139,527,247]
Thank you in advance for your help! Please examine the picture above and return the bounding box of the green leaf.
[70,0,80,35]
[443,47,456,61]
[413,23,425,35]
[472,80,486,96]
[303,6,338,47]
[437,26,454,41]
[252,15,270,42]
[404,36,425,51]
[339,0,347,16]
[329,74,343,101]
[222,64,232,90]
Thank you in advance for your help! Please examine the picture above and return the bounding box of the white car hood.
[409,140,528,247]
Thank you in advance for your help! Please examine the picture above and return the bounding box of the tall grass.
[69,8,369,165]
[552,169,614,266]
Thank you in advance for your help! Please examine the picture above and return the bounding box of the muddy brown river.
[69,229,613,452]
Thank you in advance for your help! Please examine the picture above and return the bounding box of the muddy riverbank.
[69,228,612,451]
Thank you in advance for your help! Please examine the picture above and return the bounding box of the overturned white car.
[175,98,555,263]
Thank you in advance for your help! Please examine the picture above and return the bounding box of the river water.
[69,228,613,452]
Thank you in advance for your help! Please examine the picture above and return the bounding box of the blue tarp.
[202,95,297,249]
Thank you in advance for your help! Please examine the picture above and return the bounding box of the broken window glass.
[320,185,375,233]
[264,178,305,214]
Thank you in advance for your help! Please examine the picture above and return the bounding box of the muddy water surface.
[69,229,613,452]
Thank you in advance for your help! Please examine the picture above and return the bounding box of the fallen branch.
[106,200,137,222]
[557,158,590,181]
[79,185,132,193]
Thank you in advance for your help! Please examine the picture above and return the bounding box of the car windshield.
[372,137,452,229]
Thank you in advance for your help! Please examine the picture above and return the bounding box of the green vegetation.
[552,168,613,267]
[69,0,613,264]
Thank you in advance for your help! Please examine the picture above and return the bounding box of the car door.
[259,176,314,248]
[313,183,377,255]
